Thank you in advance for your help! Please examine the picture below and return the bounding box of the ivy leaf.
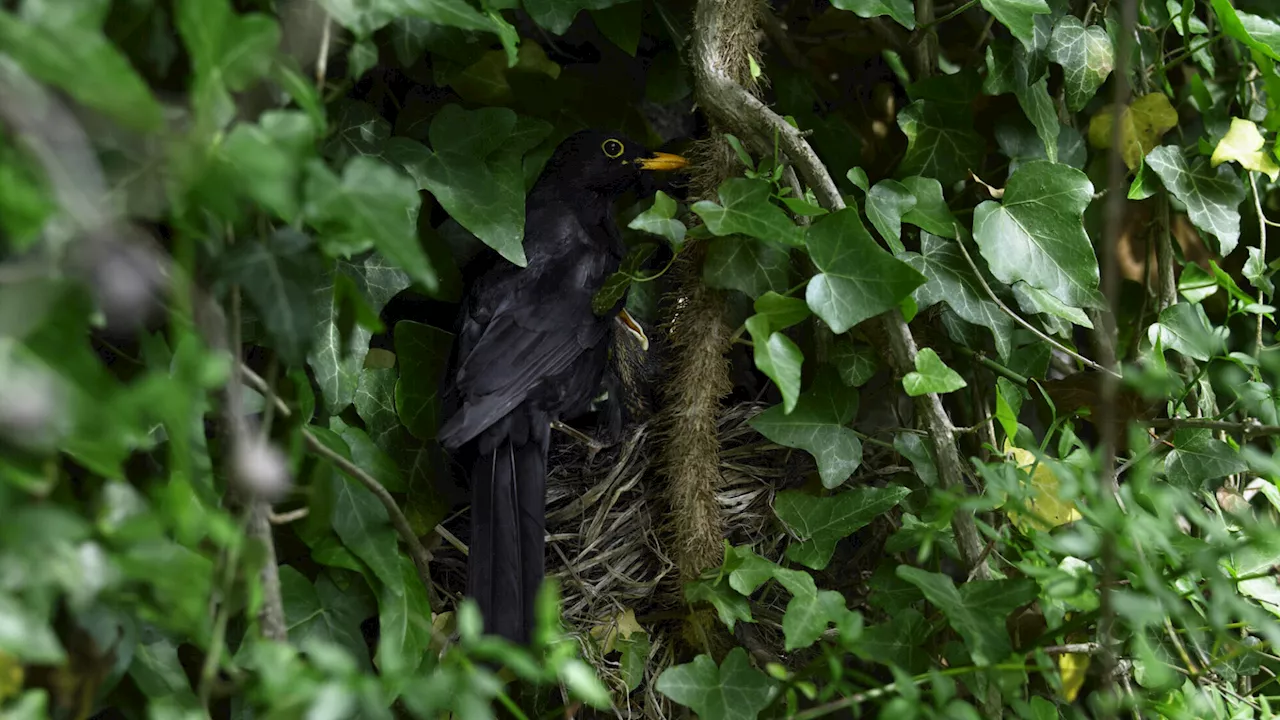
[1087,93,1178,170]
[354,368,401,451]
[725,545,781,595]
[703,238,791,299]
[805,209,926,334]
[830,0,915,29]
[853,609,931,671]
[628,190,686,250]
[523,0,627,35]
[324,100,390,164]
[1209,0,1280,62]
[772,569,860,651]
[1048,16,1114,112]
[832,339,879,387]
[1211,118,1280,182]
[1147,302,1224,362]
[753,292,811,332]
[222,229,322,365]
[281,567,375,669]
[333,419,405,493]
[997,118,1088,174]
[329,445,405,594]
[592,1,642,55]
[896,101,984,186]
[175,0,279,93]
[685,579,753,630]
[655,648,777,720]
[388,106,551,267]
[1018,79,1060,163]
[895,432,939,486]
[305,157,437,292]
[900,176,961,239]
[981,0,1051,48]
[897,568,1038,665]
[376,557,433,676]
[1014,282,1093,328]
[973,160,1103,310]
[0,10,163,131]
[221,111,318,221]
[1164,429,1248,490]
[692,179,806,250]
[750,373,862,490]
[0,592,63,663]
[1146,146,1247,256]
[865,180,917,252]
[775,485,912,569]
[309,254,411,414]
[903,234,1014,360]
[903,348,967,396]
[745,315,803,413]
[395,321,454,441]
[594,244,657,315]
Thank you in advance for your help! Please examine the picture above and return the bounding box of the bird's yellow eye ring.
[601,138,625,158]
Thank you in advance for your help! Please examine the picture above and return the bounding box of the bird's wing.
[438,212,614,449]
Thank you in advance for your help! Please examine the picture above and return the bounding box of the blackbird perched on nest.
[437,131,686,643]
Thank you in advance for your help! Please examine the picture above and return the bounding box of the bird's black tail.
[468,435,548,644]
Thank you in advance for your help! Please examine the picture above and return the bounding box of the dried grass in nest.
[433,401,813,718]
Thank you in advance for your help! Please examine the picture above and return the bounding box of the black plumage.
[437,131,684,643]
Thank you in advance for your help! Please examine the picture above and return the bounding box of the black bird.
[437,131,686,643]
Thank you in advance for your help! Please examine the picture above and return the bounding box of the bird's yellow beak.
[616,309,650,351]
[637,152,688,172]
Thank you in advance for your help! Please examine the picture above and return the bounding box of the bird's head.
[540,130,687,196]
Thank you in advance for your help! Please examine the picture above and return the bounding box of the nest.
[433,401,815,718]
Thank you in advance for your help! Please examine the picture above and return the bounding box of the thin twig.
[239,363,469,564]
[953,238,1120,378]
[315,11,331,90]
[1251,172,1269,355]
[270,507,310,524]
[1144,416,1277,435]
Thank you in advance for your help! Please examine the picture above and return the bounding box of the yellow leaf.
[590,608,643,655]
[1002,442,1083,532]
[0,650,22,702]
[1059,652,1090,701]
[1211,117,1280,182]
[1087,93,1179,170]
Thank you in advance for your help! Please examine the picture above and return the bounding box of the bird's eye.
[601,138,625,158]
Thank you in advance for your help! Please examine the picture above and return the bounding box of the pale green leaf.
[1146,145,1247,256]
[655,648,776,720]
[903,348,967,396]
[750,373,862,490]
[775,485,912,569]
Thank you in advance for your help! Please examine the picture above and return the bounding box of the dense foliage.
[5,0,1280,717]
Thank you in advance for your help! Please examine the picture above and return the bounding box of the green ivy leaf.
[329,441,405,593]
[775,485,912,569]
[832,339,880,387]
[0,592,63,663]
[750,373,862,490]
[895,432,939,486]
[725,545,781,595]
[222,229,322,365]
[0,11,163,131]
[324,100,390,164]
[376,557,433,676]
[354,368,401,451]
[997,118,1087,174]
[685,578,753,630]
[896,101,985,186]
[523,0,627,34]
[981,0,1052,48]
[903,234,1014,359]
[805,209,926,334]
[1164,429,1248,489]
[655,648,777,720]
[865,179,917,253]
[773,569,860,650]
[897,567,1038,665]
[333,418,406,493]
[853,608,931,671]
[594,244,657,315]
[395,321,454,442]
[899,176,961,239]
[1209,0,1280,62]
[1145,145,1247,256]
[693,178,806,250]
[744,315,803,413]
[221,110,318,221]
[703,237,791,299]
[175,0,279,93]
[628,190,686,250]
[1048,15,1115,112]
[591,1,642,55]
[305,157,437,292]
[830,0,915,29]
[388,106,551,267]
[1148,301,1224,362]
[973,160,1103,310]
[903,348,967,396]
[753,292,811,332]
[308,255,411,414]
[281,567,375,669]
